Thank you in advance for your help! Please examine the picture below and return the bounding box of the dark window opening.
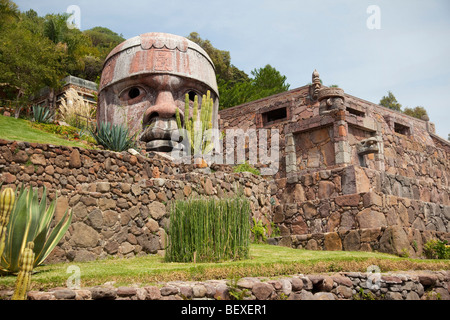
[263,107,287,125]
[394,122,410,135]
[347,107,365,117]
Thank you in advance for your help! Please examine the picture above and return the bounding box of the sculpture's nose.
[143,91,179,126]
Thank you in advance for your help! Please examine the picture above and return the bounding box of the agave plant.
[90,121,136,152]
[0,185,73,274]
[32,105,54,124]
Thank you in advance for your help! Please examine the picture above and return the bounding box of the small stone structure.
[32,75,98,111]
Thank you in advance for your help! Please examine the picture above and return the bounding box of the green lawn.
[1,244,448,291]
[0,114,90,148]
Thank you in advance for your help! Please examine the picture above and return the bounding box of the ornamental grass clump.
[165,196,251,263]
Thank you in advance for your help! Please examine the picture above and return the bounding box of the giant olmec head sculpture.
[97,32,219,152]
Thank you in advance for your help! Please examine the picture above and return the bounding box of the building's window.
[394,122,410,135]
[346,107,365,117]
[262,107,287,125]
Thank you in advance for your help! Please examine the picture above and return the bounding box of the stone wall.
[270,165,450,257]
[218,85,450,183]
[2,270,448,300]
[0,139,274,263]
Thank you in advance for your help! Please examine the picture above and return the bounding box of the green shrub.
[32,105,54,124]
[233,162,260,175]
[251,218,267,243]
[90,121,136,152]
[423,239,450,259]
[165,196,251,263]
[31,122,96,144]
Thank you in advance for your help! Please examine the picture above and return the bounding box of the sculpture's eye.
[120,86,146,103]
[128,87,141,99]
[187,90,197,102]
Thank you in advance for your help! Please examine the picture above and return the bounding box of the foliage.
[31,121,96,145]
[32,105,54,124]
[59,88,95,130]
[218,64,290,109]
[403,106,428,120]
[187,32,289,110]
[187,32,248,84]
[228,278,251,300]
[233,162,260,175]
[353,288,377,300]
[423,239,450,259]
[90,121,136,152]
[250,218,267,243]
[0,11,66,111]
[379,91,402,111]
[0,114,93,148]
[175,91,215,156]
[165,196,251,263]
[1,185,73,274]
[0,0,19,28]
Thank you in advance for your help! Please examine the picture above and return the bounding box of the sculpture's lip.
[140,117,184,152]
[140,117,182,143]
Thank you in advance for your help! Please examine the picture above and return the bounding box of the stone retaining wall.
[0,140,274,263]
[1,271,447,300]
[269,226,449,258]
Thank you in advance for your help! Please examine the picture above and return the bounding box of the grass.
[0,114,92,149]
[165,196,251,263]
[0,244,448,291]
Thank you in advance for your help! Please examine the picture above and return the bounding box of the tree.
[0,16,66,116]
[379,91,402,111]
[403,106,428,120]
[218,64,290,109]
[0,0,18,28]
[187,32,248,84]
[251,64,290,96]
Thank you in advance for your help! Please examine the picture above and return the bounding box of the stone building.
[219,70,450,257]
[32,75,98,110]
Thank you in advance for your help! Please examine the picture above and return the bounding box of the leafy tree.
[0,0,18,28]
[403,106,428,120]
[187,32,248,84]
[379,91,402,111]
[251,64,290,96]
[84,27,125,57]
[0,18,66,116]
[188,32,290,109]
[218,65,290,109]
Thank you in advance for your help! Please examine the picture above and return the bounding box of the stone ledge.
[1,271,448,300]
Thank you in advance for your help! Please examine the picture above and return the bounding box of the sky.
[13,0,450,139]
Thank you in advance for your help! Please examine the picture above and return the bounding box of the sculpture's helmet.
[98,32,218,97]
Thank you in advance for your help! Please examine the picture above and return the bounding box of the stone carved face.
[97,33,219,152]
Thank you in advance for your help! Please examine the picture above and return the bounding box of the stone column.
[285,133,298,184]
[317,88,351,166]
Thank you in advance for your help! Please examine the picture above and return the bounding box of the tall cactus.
[12,242,35,300]
[175,90,214,156]
[0,187,15,258]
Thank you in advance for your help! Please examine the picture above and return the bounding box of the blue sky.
[14,0,450,139]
